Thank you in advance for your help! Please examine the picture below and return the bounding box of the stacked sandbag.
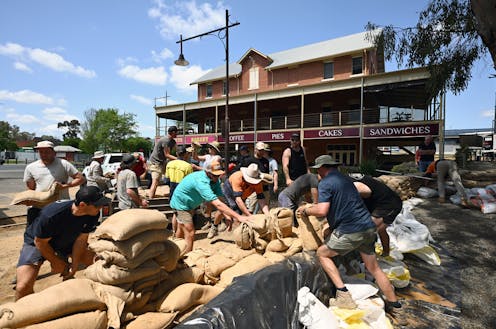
[295,204,325,251]
[0,279,107,329]
[84,209,181,324]
[376,175,423,200]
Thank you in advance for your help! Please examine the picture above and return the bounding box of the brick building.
[154,30,444,167]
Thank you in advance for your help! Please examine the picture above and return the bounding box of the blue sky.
[1,0,495,139]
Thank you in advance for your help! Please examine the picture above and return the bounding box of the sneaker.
[207,225,218,239]
[201,221,212,231]
[386,301,409,326]
[328,290,357,309]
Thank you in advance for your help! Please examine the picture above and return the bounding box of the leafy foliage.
[124,137,153,156]
[58,120,81,139]
[366,0,489,95]
[80,108,138,154]
[0,121,19,151]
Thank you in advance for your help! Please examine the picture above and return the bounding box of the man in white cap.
[296,155,407,326]
[23,141,85,224]
[86,150,110,191]
[170,159,251,252]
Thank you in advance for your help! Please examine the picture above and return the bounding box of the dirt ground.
[1,183,495,328]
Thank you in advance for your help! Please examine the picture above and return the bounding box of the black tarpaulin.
[177,252,331,329]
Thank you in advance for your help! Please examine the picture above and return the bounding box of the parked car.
[82,153,124,177]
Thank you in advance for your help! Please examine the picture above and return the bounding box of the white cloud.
[0,42,24,56]
[6,112,39,124]
[151,48,174,63]
[130,94,153,105]
[42,107,79,122]
[0,42,96,78]
[116,56,139,66]
[118,65,167,85]
[13,61,32,73]
[0,89,54,104]
[29,48,96,78]
[169,64,209,91]
[38,123,62,136]
[148,0,226,40]
[481,110,494,118]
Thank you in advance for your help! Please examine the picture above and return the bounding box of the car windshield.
[108,155,123,163]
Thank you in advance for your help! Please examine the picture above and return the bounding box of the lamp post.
[174,9,239,173]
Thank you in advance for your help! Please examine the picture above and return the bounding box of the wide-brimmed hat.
[310,155,341,168]
[207,141,221,153]
[92,151,105,159]
[240,163,263,184]
[34,140,54,149]
[206,159,225,176]
[75,186,111,207]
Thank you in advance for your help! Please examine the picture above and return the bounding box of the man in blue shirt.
[170,160,251,252]
[296,155,407,326]
[15,186,110,300]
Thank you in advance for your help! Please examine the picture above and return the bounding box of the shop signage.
[218,133,255,143]
[257,131,300,142]
[304,127,360,139]
[175,135,218,144]
[364,123,439,138]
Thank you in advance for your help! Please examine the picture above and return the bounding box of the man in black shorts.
[15,186,110,300]
[351,174,402,257]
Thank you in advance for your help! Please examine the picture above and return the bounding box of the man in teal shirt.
[170,160,251,252]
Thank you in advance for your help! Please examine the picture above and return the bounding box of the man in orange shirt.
[209,163,269,238]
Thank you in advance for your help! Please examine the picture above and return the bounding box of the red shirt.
[132,155,146,177]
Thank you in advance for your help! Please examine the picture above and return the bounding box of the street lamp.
[174,9,239,173]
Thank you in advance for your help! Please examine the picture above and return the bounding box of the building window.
[249,67,259,90]
[323,62,334,79]
[222,80,227,96]
[352,57,363,75]
[206,84,212,98]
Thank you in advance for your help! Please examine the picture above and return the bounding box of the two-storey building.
[154,30,444,167]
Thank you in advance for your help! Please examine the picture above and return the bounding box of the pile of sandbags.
[376,175,423,200]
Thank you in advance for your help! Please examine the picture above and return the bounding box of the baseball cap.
[290,133,300,140]
[34,141,54,149]
[255,142,268,151]
[206,159,225,176]
[310,155,341,168]
[75,186,111,207]
[176,145,187,155]
[168,126,178,133]
[239,145,249,152]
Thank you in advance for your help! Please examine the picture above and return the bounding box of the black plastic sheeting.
[176,252,332,329]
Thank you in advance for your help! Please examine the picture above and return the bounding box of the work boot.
[207,225,218,239]
[328,290,357,309]
[385,301,409,326]
[438,197,446,204]
[201,221,212,231]
[461,198,470,208]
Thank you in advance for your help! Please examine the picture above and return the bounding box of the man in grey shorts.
[296,155,407,326]
[278,173,318,225]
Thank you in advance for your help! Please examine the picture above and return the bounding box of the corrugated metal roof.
[192,29,380,85]
[444,128,493,137]
[54,145,82,152]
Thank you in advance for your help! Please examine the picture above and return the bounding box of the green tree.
[124,137,153,156]
[80,108,138,154]
[58,119,81,148]
[0,121,19,151]
[366,0,495,95]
